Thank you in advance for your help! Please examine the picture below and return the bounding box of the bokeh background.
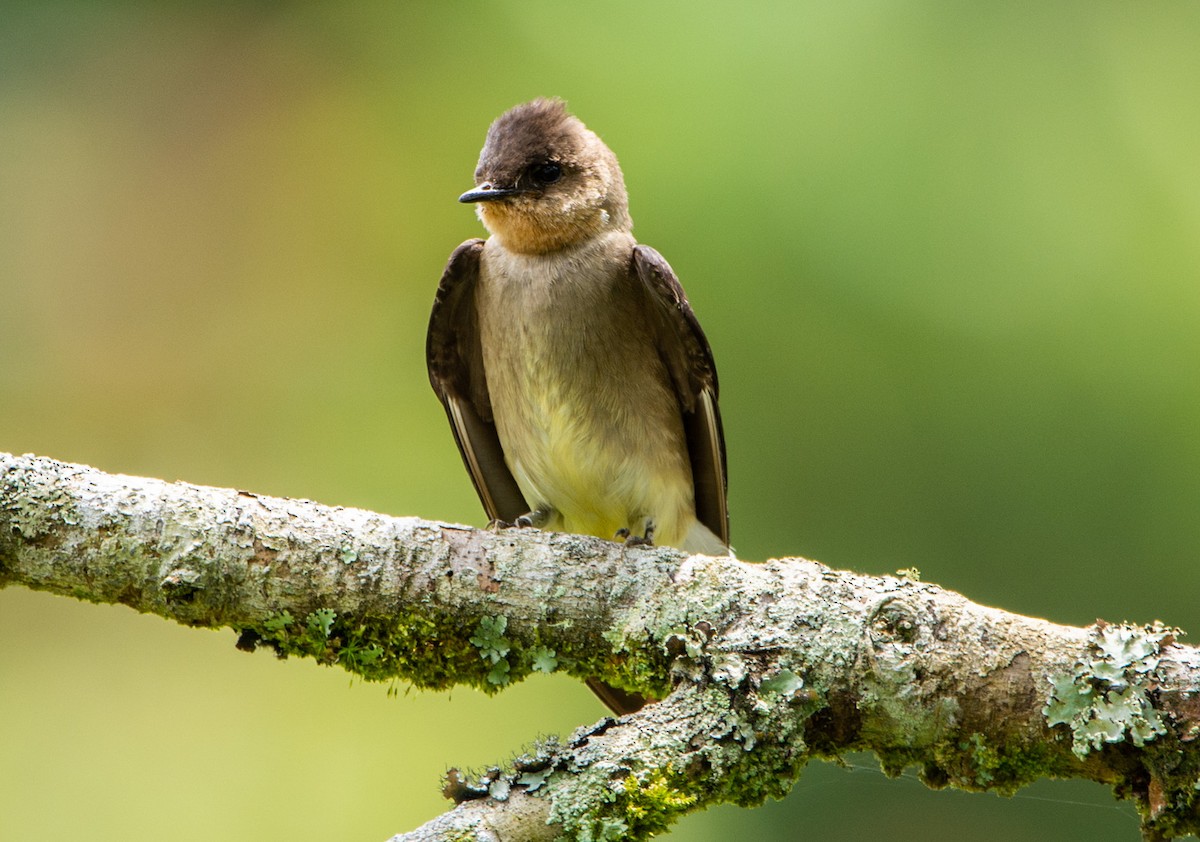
[2,3,1198,840]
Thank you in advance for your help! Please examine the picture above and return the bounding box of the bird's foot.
[488,509,549,531]
[615,522,656,547]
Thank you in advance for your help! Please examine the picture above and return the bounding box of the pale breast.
[474,233,694,539]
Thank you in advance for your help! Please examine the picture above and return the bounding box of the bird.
[426,98,729,713]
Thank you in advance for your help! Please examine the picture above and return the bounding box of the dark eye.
[528,161,562,185]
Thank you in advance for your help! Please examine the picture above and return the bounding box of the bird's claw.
[488,510,548,531]
[615,522,656,547]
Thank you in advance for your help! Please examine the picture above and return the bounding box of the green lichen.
[242,604,646,695]
[486,659,511,686]
[555,768,702,842]
[465,614,517,686]
[307,608,337,639]
[1044,621,1174,759]
[611,772,699,838]
[469,615,512,664]
[961,733,998,786]
[554,626,671,703]
[246,607,485,688]
[262,610,294,633]
[530,646,558,674]
[759,669,804,698]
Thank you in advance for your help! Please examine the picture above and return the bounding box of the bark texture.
[3,452,1199,840]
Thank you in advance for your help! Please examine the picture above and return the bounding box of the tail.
[585,519,730,715]
[585,678,650,715]
[681,518,732,556]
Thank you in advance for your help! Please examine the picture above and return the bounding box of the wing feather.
[631,245,729,546]
[427,240,529,523]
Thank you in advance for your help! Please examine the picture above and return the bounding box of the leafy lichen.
[469,615,514,685]
[530,646,558,674]
[1044,621,1174,758]
[470,615,511,664]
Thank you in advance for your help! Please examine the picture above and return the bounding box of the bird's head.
[459,99,631,254]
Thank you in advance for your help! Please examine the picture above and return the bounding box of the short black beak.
[458,183,523,203]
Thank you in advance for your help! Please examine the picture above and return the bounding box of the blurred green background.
[2,2,1197,839]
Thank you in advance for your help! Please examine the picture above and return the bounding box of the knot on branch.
[869,595,926,646]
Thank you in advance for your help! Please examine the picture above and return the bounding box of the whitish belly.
[489,332,694,544]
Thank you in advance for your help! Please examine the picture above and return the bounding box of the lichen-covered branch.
[3,452,1199,841]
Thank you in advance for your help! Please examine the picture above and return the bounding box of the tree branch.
[3,452,1198,840]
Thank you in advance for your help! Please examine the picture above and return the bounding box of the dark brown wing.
[427,239,529,523]
[631,245,729,546]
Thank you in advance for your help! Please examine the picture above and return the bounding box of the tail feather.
[681,518,732,556]
[585,678,649,715]
[584,518,730,715]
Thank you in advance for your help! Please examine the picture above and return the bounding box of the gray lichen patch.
[1044,621,1175,758]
